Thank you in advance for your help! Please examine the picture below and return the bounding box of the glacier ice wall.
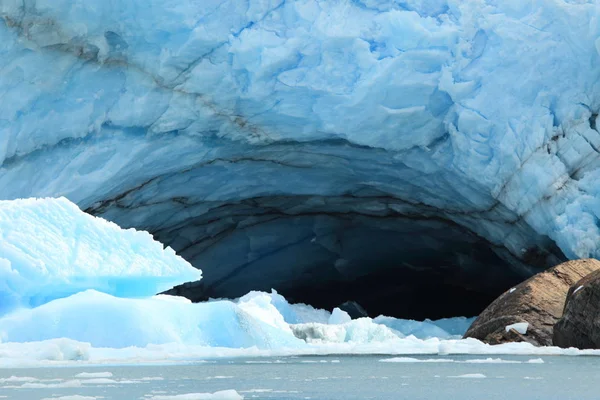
[2,0,600,317]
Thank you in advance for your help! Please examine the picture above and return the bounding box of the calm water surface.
[2,355,600,399]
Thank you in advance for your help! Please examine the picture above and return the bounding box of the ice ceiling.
[3,0,600,318]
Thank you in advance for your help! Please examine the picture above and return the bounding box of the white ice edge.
[0,338,594,369]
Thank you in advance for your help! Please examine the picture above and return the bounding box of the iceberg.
[0,197,201,315]
[2,1,600,317]
[0,290,303,349]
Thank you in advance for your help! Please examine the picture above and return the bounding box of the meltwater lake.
[2,355,599,400]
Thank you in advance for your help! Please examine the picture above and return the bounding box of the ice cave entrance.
[156,207,562,320]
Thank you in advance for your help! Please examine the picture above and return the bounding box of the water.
[2,355,600,399]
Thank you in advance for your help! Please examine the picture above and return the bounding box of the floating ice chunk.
[291,318,400,344]
[464,358,520,364]
[0,338,91,366]
[505,322,529,335]
[509,288,516,294]
[527,358,544,364]
[242,290,330,325]
[74,372,113,378]
[328,308,352,325]
[379,357,454,363]
[237,291,293,334]
[20,380,83,388]
[41,396,99,400]
[0,290,302,349]
[574,285,584,294]
[449,374,487,379]
[380,357,526,364]
[0,376,39,383]
[144,391,243,400]
[0,198,201,315]
[290,323,346,343]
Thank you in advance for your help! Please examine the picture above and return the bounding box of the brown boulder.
[464,259,600,346]
[553,269,600,349]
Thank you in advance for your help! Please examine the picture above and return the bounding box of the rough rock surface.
[553,269,600,349]
[464,259,600,346]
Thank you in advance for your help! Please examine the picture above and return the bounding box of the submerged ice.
[2,1,600,316]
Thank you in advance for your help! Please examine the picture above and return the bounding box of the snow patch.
[505,322,529,335]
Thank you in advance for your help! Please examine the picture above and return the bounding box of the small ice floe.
[143,390,243,400]
[74,372,113,378]
[509,288,516,293]
[0,376,38,383]
[505,322,529,334]
[240,389,273,393]
[449,374,486,379]
[379,357,454,363]
[574,285,584,294]
[18,380,83,389]
[464,358,520,364]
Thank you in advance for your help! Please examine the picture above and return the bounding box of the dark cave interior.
[162,210,565,320]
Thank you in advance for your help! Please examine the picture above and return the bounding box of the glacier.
[2,0,600,317]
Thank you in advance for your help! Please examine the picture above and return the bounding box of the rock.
[553,269,600,349]
[337,301,369,319]
[464,259,600,346]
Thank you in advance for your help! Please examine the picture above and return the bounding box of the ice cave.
[3,0,600,320]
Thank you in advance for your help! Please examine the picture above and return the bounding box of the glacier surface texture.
[2,0,600,317]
